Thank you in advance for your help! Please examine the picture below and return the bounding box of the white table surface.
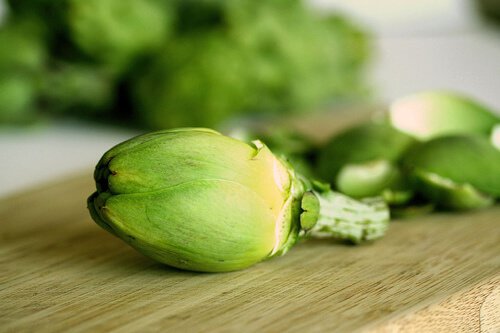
[2,21,500,198]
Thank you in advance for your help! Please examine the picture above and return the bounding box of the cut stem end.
[301,189,390,243]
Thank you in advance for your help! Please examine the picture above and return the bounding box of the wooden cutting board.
[1,172,499,333]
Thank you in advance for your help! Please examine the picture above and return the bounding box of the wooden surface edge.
[362,274,500,332]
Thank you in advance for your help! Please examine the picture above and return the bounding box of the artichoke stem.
[300,190,390,244]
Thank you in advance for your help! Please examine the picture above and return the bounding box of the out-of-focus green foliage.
[0,17,46,122]
[6,0,68,51]
[0,75,37,122]
[0,20,46,70]
[1,0,371,128]
[68,0,172,73]
[134,0,371,128]
[39,63,114,115]
[134,34,250,128]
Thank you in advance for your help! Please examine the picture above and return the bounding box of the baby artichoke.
[316,123,416,204]
[403,135,500,210]
[88,128,389,272]
[389,91,499,140]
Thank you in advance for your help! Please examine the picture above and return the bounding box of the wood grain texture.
[0,173,499,333]
[369,276,500,332]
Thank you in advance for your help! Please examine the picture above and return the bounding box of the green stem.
[300,189,390,244]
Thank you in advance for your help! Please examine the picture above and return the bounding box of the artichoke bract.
[88,128,389,272]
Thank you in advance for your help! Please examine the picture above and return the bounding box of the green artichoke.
[133,34,250,128]
[68,0,172,73]
[0,17,46,123]
[389,91,499,140]
[316,123,416,204]
[132,0,371,129]
[88,128,389,272]
[403,135,500,210]
[39,63,114,116]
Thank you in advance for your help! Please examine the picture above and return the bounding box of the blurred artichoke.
[491,124,500,150]
[39,63,114,116]
[403,135,500,210]
[2,0,371,128]
[133,34,250,128]
[316,123,416,204]
[68,0,172,73]
[133,0,371,128]
[389,91,499,140]
[88,128,389,272]
[0,75,37,123]
[0,17,46,122]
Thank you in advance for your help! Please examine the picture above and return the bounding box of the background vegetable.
[309,91,500,214]
[39,63,114,116]
[1,0,371,129]
[0,17,46,122]
[316,123,416,204]
[132,34,250,128]
[402,135,500,210]
[88,128,389,272]
[491,124,500,149]
[389,91,500,140]
[68,0,172,74]
[407,170,494,211]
